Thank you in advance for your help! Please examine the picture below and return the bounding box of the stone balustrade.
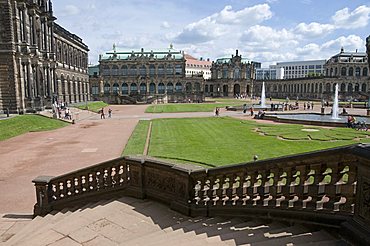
[33,143,370,244]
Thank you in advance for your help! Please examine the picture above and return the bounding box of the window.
[103,83,110,94]
[175,82,182,92]
[121,83,128,94]
[175,64,182,75]
[92,85,99,95]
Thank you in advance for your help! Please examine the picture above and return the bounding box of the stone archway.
[233,84,240,95]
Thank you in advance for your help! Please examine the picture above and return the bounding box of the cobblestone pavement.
[0,103,369,215]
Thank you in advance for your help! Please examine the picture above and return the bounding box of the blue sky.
[52,0,370,66]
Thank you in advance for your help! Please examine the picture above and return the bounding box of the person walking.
[108,108,112,118]
[100,108,105,119]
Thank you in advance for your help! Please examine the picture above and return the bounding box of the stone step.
[250,230,343,246]
[297,239,350,245]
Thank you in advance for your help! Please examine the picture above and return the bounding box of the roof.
[100,47,184,61]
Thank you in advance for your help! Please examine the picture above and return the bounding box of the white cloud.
[321,35,365,50]
[294,22,335,37]
[241,25,298,50]
[59,5,80,16]
[332,5,370,29]
[173,4,272,44]
[301,0,312,5]
[161,21,171,29]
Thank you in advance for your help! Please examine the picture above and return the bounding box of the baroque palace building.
[256,48,369,101]
[90,45,204,104]
[0,0,89,113]
[207,50,260,97]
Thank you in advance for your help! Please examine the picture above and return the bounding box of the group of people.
[303,102,314,110]
[99,107,112,119]
[347,115,368,131]
[52,101,72,120]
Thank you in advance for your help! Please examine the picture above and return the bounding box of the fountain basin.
[264,113,370,127]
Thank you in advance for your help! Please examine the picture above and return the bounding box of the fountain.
[331,83,339,119]
[261,81,266,108]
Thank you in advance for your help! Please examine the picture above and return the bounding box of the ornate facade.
[207,50,258,97]
[0,0,89,113]
[90,46,204,104]
[254,48,369,101]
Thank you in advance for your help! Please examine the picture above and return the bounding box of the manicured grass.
[123,117,370,167]
[0,115,69,141]
[145,103,243,113]
[122,120,150,156]
[75,101,109,113]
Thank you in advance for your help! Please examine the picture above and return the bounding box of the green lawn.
[122,120,150,156]
[145,103,243,113]
[123,117,370,167]
[75,101,109,113]
[0,115,69,141]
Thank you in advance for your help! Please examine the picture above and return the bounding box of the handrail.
[32,144,370,244]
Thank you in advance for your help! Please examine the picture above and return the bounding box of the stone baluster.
[211,176,221,206]
[221,175,231,205]
[252,171,262,206]
[80,175,87,193]
[325,162,339,211]
[242,174,252,206]
[276,169,287,207]
[309,164,324,210]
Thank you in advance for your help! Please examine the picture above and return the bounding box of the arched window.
[355,67,361,77]
[167,82,174,93]
[166,64,173,76]
[185,82,192,92]
[340,83,346,92]
[102,65,110,76]
[355,83,360,92]
[149,64,155,77]
[92,85,99,95]
[129,65,137,76]
[222,67,228,79]
[233,68,240,79]
[112,65,119,76]
[130,83,138,94]
[158,83,165,94]
[361,83,367,92]
[113,83,119,95]
[334,67,338,76]
[175,64,182,75]
[139,65,146,77]
[341,67,346,76]
[104,83,110,94]
[348,67,353,76]
[158,64,165,77]
[121,83,128,95]
[149,83,156,94]
[139,83,146,94]
[205,84,209,93]
[194,82,200,92]
[121,65,128,76]
[347,83,353,92]
[363,67,368,76]
[175,82,182,92]
[319,83,322,93]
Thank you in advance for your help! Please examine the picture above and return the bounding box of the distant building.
[275,60,326,79]
[0,0,89,113]
[256,67,284,80]
[185,54,212,79]
[90,45,204,104]
[207,50,259,97]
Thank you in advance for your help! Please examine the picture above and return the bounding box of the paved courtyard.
[0,102,368,215]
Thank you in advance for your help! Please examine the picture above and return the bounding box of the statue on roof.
[113,43,116,53]
[366,35,370,69]
[169,43,173,49]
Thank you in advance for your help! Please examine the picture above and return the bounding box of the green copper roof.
[100,47,184,61]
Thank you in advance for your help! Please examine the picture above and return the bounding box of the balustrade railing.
[33,144,370,243]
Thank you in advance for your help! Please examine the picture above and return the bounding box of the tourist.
[342,108,348,115]
[250,107,254,116]
[100,108,105,119]
[243,104,247,113]
[271,103,274,111]
[304,102,306,110]
[311,102,314,110]
[215,107,219,117]
[108,108,112,118]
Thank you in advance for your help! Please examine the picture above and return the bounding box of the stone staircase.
[2,197,349,246]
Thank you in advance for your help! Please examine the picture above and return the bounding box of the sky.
[52,0,370,67]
